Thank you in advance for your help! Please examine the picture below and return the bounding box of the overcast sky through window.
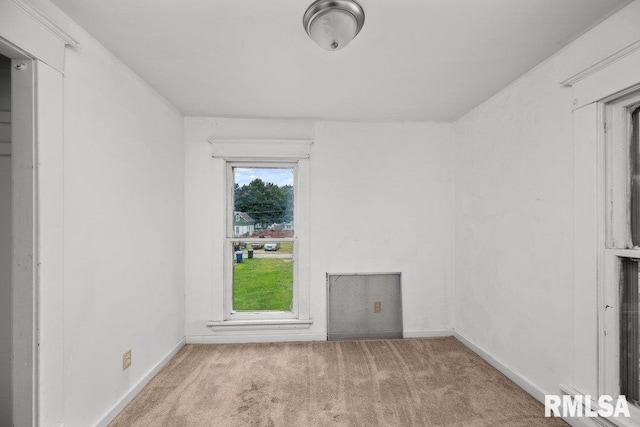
[235,168,294,187]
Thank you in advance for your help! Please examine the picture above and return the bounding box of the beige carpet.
[110,337,567,426]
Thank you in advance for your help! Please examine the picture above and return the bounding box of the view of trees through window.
[231,167,295,312]
[233,168,294,237]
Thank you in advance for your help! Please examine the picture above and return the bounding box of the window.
[618,105,640,405]
[207,138,312,328]
[228,165,295,313]
[631,107,640,247]
[602,91,640,416]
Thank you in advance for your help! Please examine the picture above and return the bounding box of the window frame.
[602,90,640,419]
[224,161,299,321]
[206,138,313,329]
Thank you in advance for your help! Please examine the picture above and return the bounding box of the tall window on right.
[605,92,640,410]
[621,105,640,405]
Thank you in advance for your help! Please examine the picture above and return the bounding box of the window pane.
[232,242,294,311]
[631,107,640,246]
[620,258,640,404]
[233,167,294,238]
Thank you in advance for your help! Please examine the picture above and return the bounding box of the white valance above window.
[208,139,313,160]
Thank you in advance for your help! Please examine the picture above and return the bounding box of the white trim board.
[207,319,313,330]
[209,139,313,159]
[10,0,78,46]
[94,338,186,427]
[403,329,453,338]
[187,332,327,344]
[188,330,453,344]
[561,39,640,88]
[568,41,640,111]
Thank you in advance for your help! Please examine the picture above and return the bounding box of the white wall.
[454,58,575,397]
[0,54,11,427]
[59,25,185,426]
[185,118,454,342]
[37,59,66,427]
[0,4,187,425]
[454,0,640,398]
[312,122,455,336]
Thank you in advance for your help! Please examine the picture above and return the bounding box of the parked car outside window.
[263,242,280,251]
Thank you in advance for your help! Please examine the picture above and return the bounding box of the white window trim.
[568,92,640,427]
[570,89,640,427]
[225,161,299,321]
[207,139,312,329]
[566,37,640,426]
[601,91,640,406]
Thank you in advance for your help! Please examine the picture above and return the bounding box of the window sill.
[207,318,313,331]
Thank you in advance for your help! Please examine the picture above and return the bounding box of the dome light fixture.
[303,0,365,51]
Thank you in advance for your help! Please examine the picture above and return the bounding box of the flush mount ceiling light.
[303,0,365,51]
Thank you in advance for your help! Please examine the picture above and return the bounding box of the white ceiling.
[51,0,629,122]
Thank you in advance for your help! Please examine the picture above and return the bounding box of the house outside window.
[233,211,255,237]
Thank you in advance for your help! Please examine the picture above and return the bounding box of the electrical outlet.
[123,349,132,370]
[374,301,382,313]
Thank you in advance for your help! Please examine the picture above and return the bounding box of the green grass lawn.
[278,241,293,254]
[233,258,293,311]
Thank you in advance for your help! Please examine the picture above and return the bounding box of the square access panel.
[327,273,403,341]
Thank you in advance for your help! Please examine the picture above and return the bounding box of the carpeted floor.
[109,337,567,426]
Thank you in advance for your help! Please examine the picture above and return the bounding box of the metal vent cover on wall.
[327,273,402,341]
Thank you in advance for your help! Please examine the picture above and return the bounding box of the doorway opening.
[0,53,12,426]
[0,38,37,426]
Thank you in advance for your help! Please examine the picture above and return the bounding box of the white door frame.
[0,2,73,424]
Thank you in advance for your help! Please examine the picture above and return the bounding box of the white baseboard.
[453,330,548,403]
[403,329,453,338]
[188,330,453,344]
[94,337,186,427]
[187,332,327,344]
